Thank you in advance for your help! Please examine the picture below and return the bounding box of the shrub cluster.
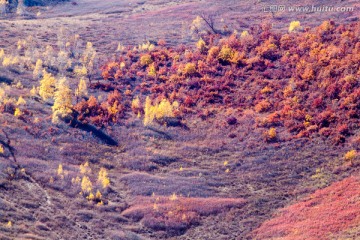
[88,21,359,143]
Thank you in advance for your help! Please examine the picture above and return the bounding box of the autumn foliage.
[74,90,125,127]
[90,20,360,144]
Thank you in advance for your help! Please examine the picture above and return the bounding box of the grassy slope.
[0,0,359,239]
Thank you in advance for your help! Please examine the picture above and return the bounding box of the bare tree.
[200,12,220,34]
[0,129,20,179]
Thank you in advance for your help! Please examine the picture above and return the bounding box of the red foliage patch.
[122,196,245,232]
[74,90,125,127]
[76,21,360,144]
[253,176,360,240]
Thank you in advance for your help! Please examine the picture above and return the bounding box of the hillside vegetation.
[0,0,359,239]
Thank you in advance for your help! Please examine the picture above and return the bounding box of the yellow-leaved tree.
[190,16,203,36]
[80,161,91,175]
[155,98,175,119]
[52,77,72,123]
[289,21,302,33]
[0,49,4,60]
[344,150,357,165]
[75,77,88,100]
[16,96,26,105]
[57,164,63,176]
[81,176,92,193]
[240,30,249,38]
[196,38,206,53]
[39,70,56,101]
[98,168,110,188]
[143,96,154,126]
[143,97,179,126]
[138,41,155,52]
[147,63,157,78]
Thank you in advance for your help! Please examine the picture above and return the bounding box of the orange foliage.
[91,20,360,143]
[255,100,271,113]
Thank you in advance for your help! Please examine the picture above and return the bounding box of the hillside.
[0,0,359,239]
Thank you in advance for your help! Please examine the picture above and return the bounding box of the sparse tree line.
[53,161,110,205]
[0,28,97,124]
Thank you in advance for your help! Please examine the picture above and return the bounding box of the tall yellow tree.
[98,168,110,188]
[39,70,56,101]
[0,49,4,60]
[143,96,154,126]
[81,176,92,193]
[52,77,72,123]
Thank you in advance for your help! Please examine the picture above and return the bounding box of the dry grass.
[122,196,245,233]
[253,176,360,240]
